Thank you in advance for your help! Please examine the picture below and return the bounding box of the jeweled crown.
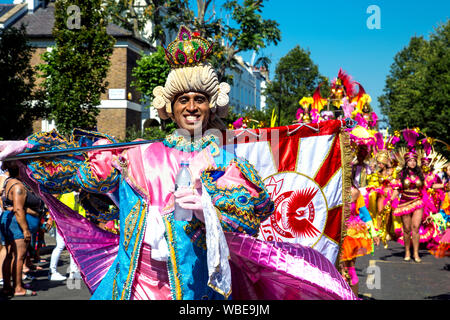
[163,26,213,68]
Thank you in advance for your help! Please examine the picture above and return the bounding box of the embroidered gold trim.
[164,217,183,300]
[121,201,147,300]
[338,130,353,267]
[123,200,141,251]
[118,149,150,199]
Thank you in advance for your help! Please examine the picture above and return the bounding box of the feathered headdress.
[402,128,420,151]
[401,128,420,162]
[351,82,372,113]
[392,146,409,169]
[331,68,357,98]
[419,137,434,156]
[311,83,328,112]
[342,97,356,119]
[349,125,376,159]
[374,132,391,165]
[417,149,448,174]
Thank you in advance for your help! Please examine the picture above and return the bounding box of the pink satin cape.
[130,233,357,300]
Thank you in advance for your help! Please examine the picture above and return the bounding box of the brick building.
[6,0,155,140]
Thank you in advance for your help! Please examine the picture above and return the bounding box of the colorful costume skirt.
[340,215,373,262]
[226,233,356,300]
[429,229,450,258]
[96,233,358,300]
[395,221,440,245]
[393,197,424,217]
[127,234,358,300]
[392,192,440,245]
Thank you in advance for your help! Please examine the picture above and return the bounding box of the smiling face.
[172,92,211,136]
[407,157,417,169]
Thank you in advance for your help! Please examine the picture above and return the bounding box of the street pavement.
[2,234,449,301]
[356,239,450,300]
[2,233,91,301]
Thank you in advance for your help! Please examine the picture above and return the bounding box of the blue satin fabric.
[90,177,224,300]
[91,148,245,300]
[358,205,372,223]
[91,178,147,300]
[166,216,224,300]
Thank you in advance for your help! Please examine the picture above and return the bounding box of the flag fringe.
[338,129,353,267]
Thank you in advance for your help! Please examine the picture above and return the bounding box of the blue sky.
[238,0,450,116]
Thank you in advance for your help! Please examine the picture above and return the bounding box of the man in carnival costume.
[0,26,356,300]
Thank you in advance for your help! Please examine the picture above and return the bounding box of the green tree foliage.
[38,0,115,136]
[264,45,328,126]
[131,45,175,131]
[211,0,281,82]
[0,26,47,139]
[131,46,170,104]
[106,0,280,83]
[379,20,450,156]
[105,0,193,45]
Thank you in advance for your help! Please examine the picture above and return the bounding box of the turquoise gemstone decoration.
[163,132,219,153]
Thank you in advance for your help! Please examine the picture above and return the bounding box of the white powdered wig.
[152,63,230,120]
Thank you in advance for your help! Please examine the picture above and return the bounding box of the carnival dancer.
[390,149,426,262]
[351,145,371,189]
[339,182,378,296]
[0,26,356,300]
[391,135,446,250]
[347,125,377,216]
[429,181,450,258]
[440,164,450,227]
[0,161,45,297]
[421,154,446,216]
[419,153,446,246]
[371,147,397,248]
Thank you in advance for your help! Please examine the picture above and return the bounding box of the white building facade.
[228,56,268,115]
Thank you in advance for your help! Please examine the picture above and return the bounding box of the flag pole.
[3,139,163,161]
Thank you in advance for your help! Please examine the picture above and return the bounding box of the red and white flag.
[228,120,351,264]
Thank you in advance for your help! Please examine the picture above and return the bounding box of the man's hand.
[174,186,205,222]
